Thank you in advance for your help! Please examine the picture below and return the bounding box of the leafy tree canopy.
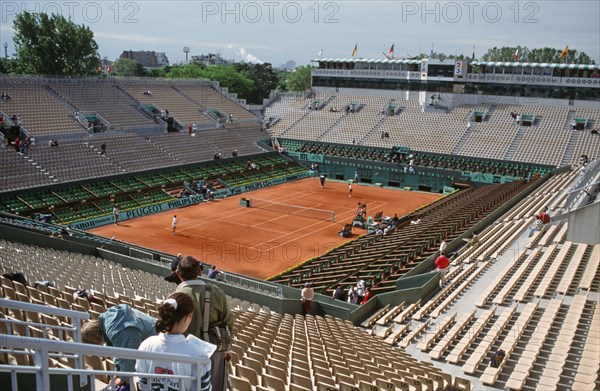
[482,46,594,64]
[281,65,312,91]
[166,63,255,102]
[112,58,146,77]
[12,12,100,76]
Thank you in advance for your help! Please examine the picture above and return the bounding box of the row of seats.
[265,93,600,166]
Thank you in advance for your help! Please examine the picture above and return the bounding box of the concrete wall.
[567,202,600,245]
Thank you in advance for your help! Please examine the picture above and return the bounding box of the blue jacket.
[99,304,156,373]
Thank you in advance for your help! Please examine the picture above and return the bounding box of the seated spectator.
[143,89,152,96]
[73,288,102,305]
[591,128,599,135]
[528,216,545,237]
[489,349,506,368]
[538,209,550,224]
[165,254,183,284]
[232,149,238,157]
[33,280,54,288]
[1,92,11,100]
[463,233,479,248]
[332,285,346,301]
[135,293,214,391]
[207,265,222,280]
[3,272,28,286]
[410,215,422,225]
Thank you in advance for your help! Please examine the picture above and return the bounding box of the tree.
[112,58,146,77]
[12,12,100,76]
[0,58,15,74]
[482,46,594,64]
[284,65,312,91]
[166,63,207,79]
[166,64,255,102]
[234,62,278,104]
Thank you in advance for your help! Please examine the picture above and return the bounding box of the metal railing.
[222,273,283,298]
[0,334,210,391]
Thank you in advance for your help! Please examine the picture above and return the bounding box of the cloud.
[95,32,175,45]
[239,48,263,64]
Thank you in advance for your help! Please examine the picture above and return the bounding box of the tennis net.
[250,198,335,222]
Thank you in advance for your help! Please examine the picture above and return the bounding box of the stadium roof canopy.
[472,61,600,70]
[312,58,422,64]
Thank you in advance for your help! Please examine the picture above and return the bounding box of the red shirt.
[435,255,449,270]
[361,290,372,304]
[538,212,550,224]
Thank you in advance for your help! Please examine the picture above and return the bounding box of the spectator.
[410,215,422,225]
[463,233,480,248]
[33,280,54,289]
[188,123,193,135]
[528,216,545,237]
[81,304,156,386]
[439,240,447,254]
[435,252,450,287]
[3,272,28,286]
[232,149,238,157]
[332,285,346,301]
[301,282,315,315]
[135,293,214,391]
[538,209,550,225]
[347,286,358,304]
[489,349,506,368]
[207,265,222,280]
[361,287,372,304]
[165,253,183,284]
[74,111,80,122]
[175,256,234,391]
[100,143,107,155]
[356,280,366,303]
[73,288,102,305]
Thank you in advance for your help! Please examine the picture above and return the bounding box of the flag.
[513,48,519,61]
[351,44,357,58]
[388,44,395,59]
[472,44,475,60]
[97,66,102,73]
[559,45,569,59]
[317,46,323,58]
[106,65,112,73]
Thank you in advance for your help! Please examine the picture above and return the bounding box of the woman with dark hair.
[136,293,215,391]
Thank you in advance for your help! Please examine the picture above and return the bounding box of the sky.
[0,0,599,67]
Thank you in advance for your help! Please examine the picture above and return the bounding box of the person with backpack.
[175,256,233,391]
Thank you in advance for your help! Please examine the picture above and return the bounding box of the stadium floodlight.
[183,47,190,63]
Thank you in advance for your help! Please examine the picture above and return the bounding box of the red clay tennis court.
[90,178,442,279]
